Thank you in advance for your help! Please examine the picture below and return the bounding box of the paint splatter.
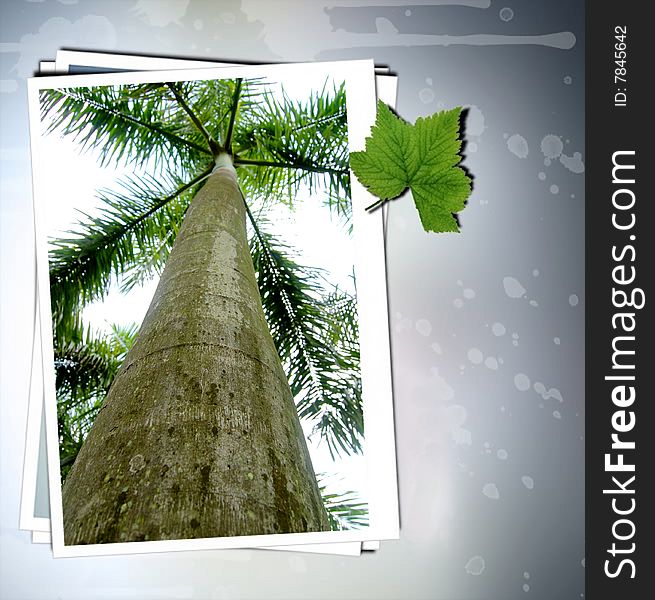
[560,151,585,173]
[483,483,500,499]
[503,276,526,299]
[492,322,506,336]
[540,134,563,159]
[465,555,486,576]
[465,104,486,136]
[485,356,499,370]
[507,134,529,158]
[514,373,531,391]
[419,87,435,104]
[499,7,514,22]
[416,319,432,336]
[468,348,484,365]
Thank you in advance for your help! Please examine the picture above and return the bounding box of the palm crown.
[41,76,363,488]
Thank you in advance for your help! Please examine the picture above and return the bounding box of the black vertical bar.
[586,2,652,597]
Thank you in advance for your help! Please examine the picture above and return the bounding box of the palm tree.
[40,76,363,544]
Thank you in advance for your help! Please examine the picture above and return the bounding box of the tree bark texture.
[61,165,330,544]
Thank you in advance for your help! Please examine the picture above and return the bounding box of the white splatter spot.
[523,584,530,592]
[416,319,432,337]
[463,288,476,299]
[554,337,561,345]
[514,373,531,391]
[405,9,412,16]
[465,555,485,576]
[533,382,564,402]
[521,475,535,490]
[532,269,540,277]
[492,322,506,336]
[507,134,529,158]
[485,356,499,370]
[529,300,539,307]
[129,454,145,473]
[465,105,486,136]
[541,134,563,159]
[550,184,559,194]
[426,77,433,86]
[524,572,530,579]
[431,342,443,354]
[419,88,435,104]
[512,333,519,340]
[499,7,514,21]
[483,483,500,500]
[553,410,562,419]
[468,348,484,365]
[469,141,479,152]
[564,75,573,84]
[569,294,579,306]
[560,151,585,173]
[497,448,508,460]
[503,276,526,299]
[581,558,585,568]
[538,171,546,181]
[374,17,399,34]
[445,405,472,446]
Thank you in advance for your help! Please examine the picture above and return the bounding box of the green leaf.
[349,101,416,201]
[349,101,471,233]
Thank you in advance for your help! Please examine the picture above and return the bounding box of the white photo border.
[27,59,398,558]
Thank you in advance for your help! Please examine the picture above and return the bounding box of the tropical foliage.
[41,75,365,528]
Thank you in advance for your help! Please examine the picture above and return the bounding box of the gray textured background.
[0,1,584,598]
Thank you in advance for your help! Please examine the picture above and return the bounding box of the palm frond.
[233,80,351,222]
[165,78,266,154]
[40,85,211,175]
[317,473,369,530]
[248,219,363,457]
[56,322,138,481]
[49,168,211,338]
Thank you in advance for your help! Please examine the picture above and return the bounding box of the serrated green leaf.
[412,166,470,232]
[349,102,471,233]
[349,100,417,200]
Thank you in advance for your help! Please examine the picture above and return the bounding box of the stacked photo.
[21,51,399,558]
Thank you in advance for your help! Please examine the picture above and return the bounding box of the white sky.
[40,74,368,514]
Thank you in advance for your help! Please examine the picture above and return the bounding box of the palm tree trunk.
[61,158,330,544]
